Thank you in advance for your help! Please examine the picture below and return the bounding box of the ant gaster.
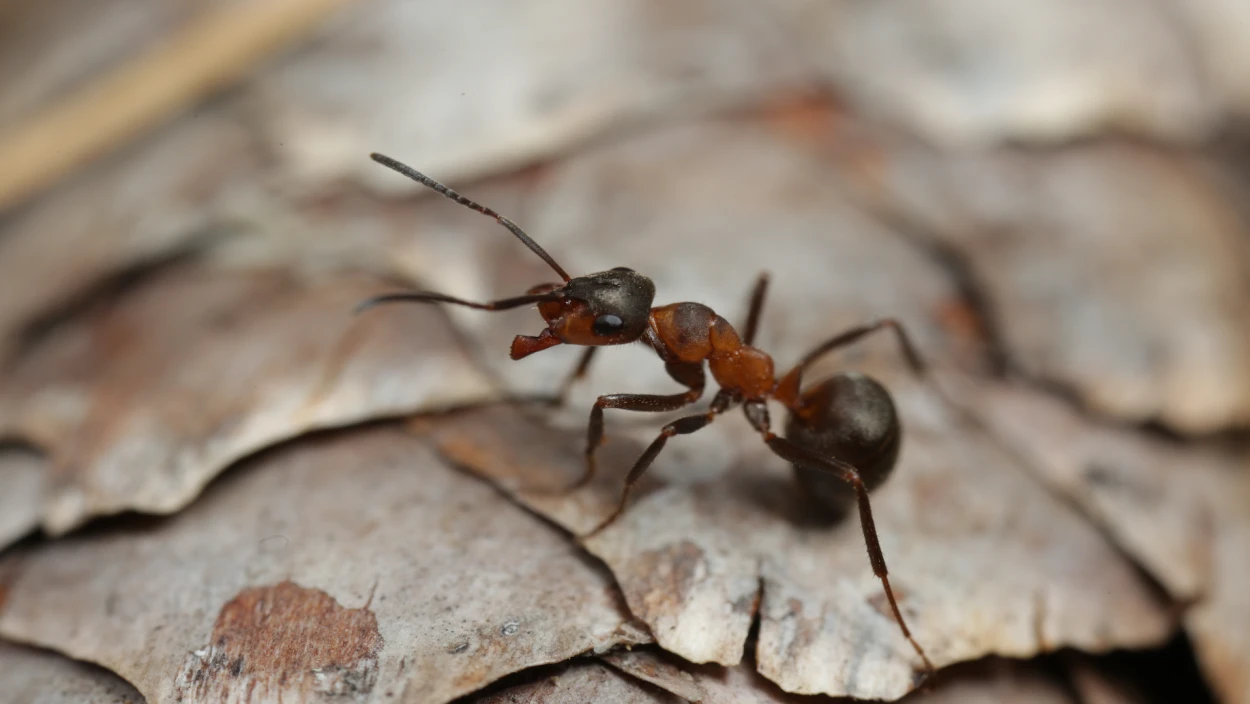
[359,153,935,673]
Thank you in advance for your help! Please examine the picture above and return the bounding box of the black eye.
[592,314,624,336]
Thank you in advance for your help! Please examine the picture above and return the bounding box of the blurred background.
[1,1,1249,703]
[3,0,1249,430]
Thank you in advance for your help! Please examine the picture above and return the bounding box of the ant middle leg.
[584,389,740,537]
[565,361,706,493]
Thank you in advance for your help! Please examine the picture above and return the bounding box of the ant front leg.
[744,401,935,674]
[584,388,740,538]
[566,361,705,494]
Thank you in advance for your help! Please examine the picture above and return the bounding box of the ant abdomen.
[785,372,901,515]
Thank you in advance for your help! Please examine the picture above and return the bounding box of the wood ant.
[358,152,935,673]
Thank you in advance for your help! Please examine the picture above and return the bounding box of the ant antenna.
[370,153,572,282]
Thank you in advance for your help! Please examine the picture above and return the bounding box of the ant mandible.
[359,152,935,673]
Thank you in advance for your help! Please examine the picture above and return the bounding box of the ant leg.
[743,272,770,347]
[567,362,705,493]
[745,401,935,674]
[544,347,598,407]
[585,389,739,537]
[799,318,925,376]
[775,319,926,406]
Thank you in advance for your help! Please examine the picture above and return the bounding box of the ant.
[358,152,935,673]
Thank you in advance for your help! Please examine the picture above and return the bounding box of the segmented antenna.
[370,153,571,282]
[354,291,564,315]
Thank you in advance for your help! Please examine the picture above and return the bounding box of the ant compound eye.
[592,314,625,336]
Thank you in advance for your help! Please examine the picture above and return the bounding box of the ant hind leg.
[775,318,929,409]
[746,401,935,675]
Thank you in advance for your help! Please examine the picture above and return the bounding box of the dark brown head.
[512,267,656,358]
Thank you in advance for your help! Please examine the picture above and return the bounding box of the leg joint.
[668,414,711,435]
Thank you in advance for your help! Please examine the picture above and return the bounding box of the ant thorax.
[648,302,776,400]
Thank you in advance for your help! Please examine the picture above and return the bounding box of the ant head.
[549,267,656,343]
[513,267,655,358]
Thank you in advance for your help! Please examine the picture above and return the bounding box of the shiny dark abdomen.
[784,372,901,515]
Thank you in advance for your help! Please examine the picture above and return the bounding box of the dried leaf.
[602,650,706,702]
[470,661,681,704]
[1187,462,1250,704]
[943,376,1212,601]
[425,391,1173,700]
[604,649,800,704]
[0,427,646,704]
[0,108,259,361]
[248,0,807,191]
[782,0,1217,145]
[903,659,1076,704]
[0,449,43,550]
[1174,0,1250,118]
[864,141,1250,433]
[606,649,1099,704]
[0,642,144,704]
[0,266,493,534]
[914,375,1250,704]
[1065,656,1148,704]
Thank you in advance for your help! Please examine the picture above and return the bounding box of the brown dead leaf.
[779,0,1218,145]
[863,141,1250,434]
[607,648,1103,704]
[1187,460,1250,704]
[1065,656,1148,704]
[602,649,706,702]
[943,375,1213,601]
[0,449,43,550]
[0,107,260,363]
[902,658,1076,704]
[1173,0,1250,118]
[604,649,804,704]
[0,641,145,704]
[248,0,808,192]
[0,426,647,704]
[424,388,1174,700]
[470,661,682,704]
[0,265,493,534]
[244,0,1250,183]
[913,374,1250,704]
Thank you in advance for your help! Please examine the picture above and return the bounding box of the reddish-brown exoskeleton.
[359,153,934,672]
